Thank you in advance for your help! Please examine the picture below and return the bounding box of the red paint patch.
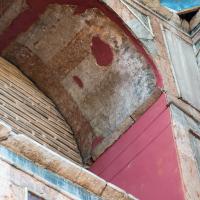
[92,136,104,149]
[73,76,84,88]
[0,0,163,87]
[91,36,113,66]
[90,95,184,200]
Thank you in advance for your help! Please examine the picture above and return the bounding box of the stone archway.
[0,0,162,163]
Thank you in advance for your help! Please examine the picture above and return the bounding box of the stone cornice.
[0,121,138,200]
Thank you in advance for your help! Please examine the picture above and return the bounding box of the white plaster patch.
[63,43,156,137]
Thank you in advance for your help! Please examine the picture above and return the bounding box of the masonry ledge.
[0,121,138,200]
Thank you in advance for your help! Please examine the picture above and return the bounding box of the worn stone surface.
[131,87,161,120]
[102,0,157,55]
[0,122,11,141]
[76,169,107,195]
[0,159,73,200]
[104,0,182,100]
[190,9,200,30]
[2,4,158,162]
[150,16,178,96]
[181,19,190,32]
[170,105,200,200]
[137,0,173,20]
[0,123,137,200]
[164,29,200,111]
[170,13,181,27]
[1,0,200,199]
[0,0,27,33]
[167,94,200,122]
[1,132,82,183]
[0,177,25,200]
[92,116,134,159]
[101,183,138,200]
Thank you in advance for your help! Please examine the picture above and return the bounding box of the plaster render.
[170,105,200,200]
[164,29,200,111]
[0,0,27,33]
[1,3,160,162]
[0,160,73,200]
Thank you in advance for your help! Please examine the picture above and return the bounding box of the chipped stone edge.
[167,94,200,123]
[0,121,138,200]
[169,104,200,200]
[92,88,162,160]
[127,0,191,36]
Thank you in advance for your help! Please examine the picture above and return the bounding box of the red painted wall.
[90,95,184,200]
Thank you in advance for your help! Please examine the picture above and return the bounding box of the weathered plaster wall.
[0,0,27,33]
[164,29,200,110]
[0,159,73,200]
[0,0,200,199]
[0,0,161,162]
[90,95,184,200]
[170,105,200,200]
[102,0,181,96]
[191,14,200,68]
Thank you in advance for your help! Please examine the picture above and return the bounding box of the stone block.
[76,168,106,195]
[170,13,181,27]
[181,19,190,32]
[190,9,200,30]
[1,133,82,183]
[139,0,173,20]
[101,183,138,200]
[131,88,161,120]
[0,122,11,141]
[170,105,200,200]
[0,178,25,200]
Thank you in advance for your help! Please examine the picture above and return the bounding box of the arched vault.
[0,0,162,163]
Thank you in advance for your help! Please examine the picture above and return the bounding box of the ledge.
[0,121,138,200]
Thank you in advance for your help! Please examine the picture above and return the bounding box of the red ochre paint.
[73,76,84,88]
[92,136,104,149]
[91,36,113,66]
[0,0,162,87]
[90,95,184,200]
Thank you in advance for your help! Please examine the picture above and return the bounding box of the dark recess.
[179,9,199,22]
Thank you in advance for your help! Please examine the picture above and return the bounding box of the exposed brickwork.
[0,57,82,165]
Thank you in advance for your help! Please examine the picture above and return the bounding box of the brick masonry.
[0,57,82,165]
